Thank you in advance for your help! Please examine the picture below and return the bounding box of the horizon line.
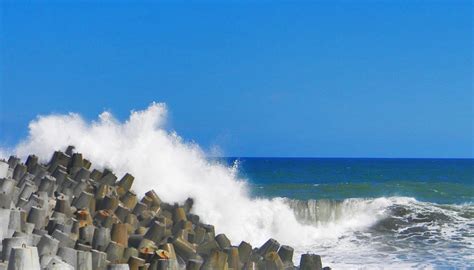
[212,156,474,160]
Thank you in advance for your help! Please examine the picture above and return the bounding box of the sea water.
[4,103,473,268]
[225,157,474,268]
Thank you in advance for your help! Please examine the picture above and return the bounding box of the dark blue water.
[226,158,474,204]
[222,158,474,267]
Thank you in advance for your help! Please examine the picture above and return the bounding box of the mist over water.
[2,103,473,268]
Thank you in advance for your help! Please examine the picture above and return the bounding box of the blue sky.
[1,1,472,158]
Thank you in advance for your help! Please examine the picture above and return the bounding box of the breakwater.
[0,146,327,270]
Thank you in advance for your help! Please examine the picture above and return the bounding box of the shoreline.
[0,146,329,270]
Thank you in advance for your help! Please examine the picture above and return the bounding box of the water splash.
[5,103,327,247]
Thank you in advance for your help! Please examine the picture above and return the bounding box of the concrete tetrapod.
[0,148,328,270]
[7,246,41,270]
[299,254,323,270]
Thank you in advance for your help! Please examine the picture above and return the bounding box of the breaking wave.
[286,197,474,268]
[1,103,331,246]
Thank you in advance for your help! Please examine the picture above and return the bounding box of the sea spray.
[8,103,331,248]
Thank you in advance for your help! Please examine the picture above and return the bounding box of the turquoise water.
[225,158,474,268]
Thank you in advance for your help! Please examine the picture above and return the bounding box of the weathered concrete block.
[192,227,205,245]
[12,164,27,181]
[137,239,157,261]
[48,151,70,173]
[128,256,145,270]
[22,222,35,234]
[116,173,134,197]
[18,182,35,202]
[44,256,74,270]
[53,195,73,216]
[37,234,60,257]
[120,191,138,210]
[32,165,47,187]
[0,178,16,194]
[40,254,55,268]
[122,247,138,263]
[144,221,166,243]
[69,153,84,175]
[226,247,241,270]
[114,204,131,222]
[92,227,111,251]
[77,250,93,270]
[215,234,231,250]
[243,261,258,270]
[8,208,24,234]
[100,171,117,186]
[27,206,47,230]
[299,254,322,270]
[172,207,186,224]
[7,245,41,270]
[0,161,9,178]
[132,202,147,217]
[99,195,119,212]
[196,239,219,257]
[153,258,179,270]
[201,250,228,270]
[60,176,77,191]
[1,237,28,261]
[7,156,20,169]
[258,238,280,256]
[238,241,253,264]
[111,223,129,247]
[73,191,94,210]
[51,221,73,235]
[25,155,38,173]
[52,229,76,248]
[79,225,96,245]
[158,243,177,260]
[27,233,42,247]
[77,209,94,227]
[172,237,196,262]
[57,247,78,269]
[200,224,215,237]
[89,169,102,181]
[185,258,202,270]
[38,176,56,196]
[278,245,294,267]
[263,251,285,270]
[65,145,75,156]
[125,214,139,233]
[91,249,108,270]
[0,208,12,239]
[51,166,67,187]
[144,190,161,207]
[73,179,89,197]
[105,241,125,264]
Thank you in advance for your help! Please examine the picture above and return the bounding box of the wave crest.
[3,103,324,246]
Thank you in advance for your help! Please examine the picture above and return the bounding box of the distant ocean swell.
[249,181,474,205]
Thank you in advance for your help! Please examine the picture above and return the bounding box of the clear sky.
[0,1,472,158]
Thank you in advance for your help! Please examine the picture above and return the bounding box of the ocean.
[224,157,474,268]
